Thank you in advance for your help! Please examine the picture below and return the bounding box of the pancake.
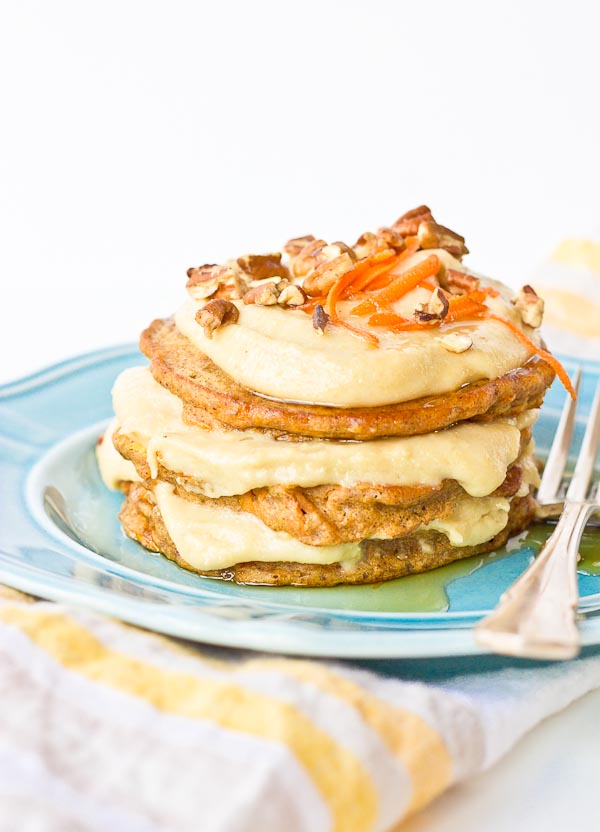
[112,426,533,545]
[140,317,555,440]
[98,206,565,586]
[118,480,537,586]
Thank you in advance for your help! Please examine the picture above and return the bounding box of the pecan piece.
[303,253,355,297]
[186,264,235,301]
[283,235,316,257]
[392,205,434,236]
[438,332,473,353]
[414,287,450,323]
[417,221,469,258]
[353,228,405,260]
[513,284,544,328]
[441,268,480,295]
[236,253,290,281]
[323,241,357,262]
[289,239,327,277]
[242,282,280,306]
[376,226,406,252]
[278,284,307,307]
[353,231,378,260]
[312,304,329,335]
[217,272,250,300]
[195,299,239,338]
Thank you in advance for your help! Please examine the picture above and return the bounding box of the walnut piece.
[376,226,406,252]
[353,231,378,260]
[353,228,404,260]
[278,284,307,307]
[242,282,280,306]
[312,304,329,334]
[417,221,469,258]
[283,235,316,257]
[414,287,450,323]
[439,332,473,353]
[441,268,480,295]
[236,253,290,281]
[195,299,239,338]
[303,252,355,297]
[186,264,236,301]
[322,242,357,262]
[288,239,328,277]
[514,285,544,328]
[392,205,434,236]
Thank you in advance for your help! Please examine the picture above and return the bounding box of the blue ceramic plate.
[1,346,599,658]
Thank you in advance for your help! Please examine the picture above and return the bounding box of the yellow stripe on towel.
[0,605,378,832]
[246,658,453,814]
[551,239,600,275]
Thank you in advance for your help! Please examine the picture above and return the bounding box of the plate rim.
[2,343,599,659]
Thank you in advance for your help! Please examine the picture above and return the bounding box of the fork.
[475,371,600,660]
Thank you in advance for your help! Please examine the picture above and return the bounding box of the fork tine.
[536,369,582,504]
[566,378,600,501]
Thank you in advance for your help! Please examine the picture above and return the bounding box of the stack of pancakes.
[98,209,558,586]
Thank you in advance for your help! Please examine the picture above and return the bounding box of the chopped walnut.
[417,222,469,258]
[312,304,329,334]
[186,264,236,301]
[513,285,544,328]
[242,282,280,306]
[441,268,480,295]
[195,299,239,338]
[303,252,355,297]
[439,332,473,353]
[322,242,357,262]
[414,287,450,323]
[236,253,290,281]
[283,235,316,257]
[392,205,434,236]
[278,284,307,307]
[353,231,378,260]
[288,239,327,277]
[376,227,406,252]
[353,228,405,260]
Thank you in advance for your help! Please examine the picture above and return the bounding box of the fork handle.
[475,502,592,660]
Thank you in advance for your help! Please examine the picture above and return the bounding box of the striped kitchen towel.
[532,235,600,357]
[1,236,600,832]
[2,592,600,832]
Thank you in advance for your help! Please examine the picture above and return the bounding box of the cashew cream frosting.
[110,366,538,499]
[150,483,529,571]
[175,249,538,408]
[96,418,140,489]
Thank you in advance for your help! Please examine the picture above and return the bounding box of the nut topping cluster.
[186,206,544,341]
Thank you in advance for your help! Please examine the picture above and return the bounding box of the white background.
[2,4,600,829]
[1,0,600,383]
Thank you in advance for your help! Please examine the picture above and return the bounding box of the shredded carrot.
[446,305,489,323]
[296,251,573,395]
[370,254,441,306]
[368,312,423,331]
[298,295,327,314]
[345,256,402,295]
[324,266,381,345]
[351,298,378,317]
[447,290,487,308]
[340,239,424,298]
[488,314,576,398]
